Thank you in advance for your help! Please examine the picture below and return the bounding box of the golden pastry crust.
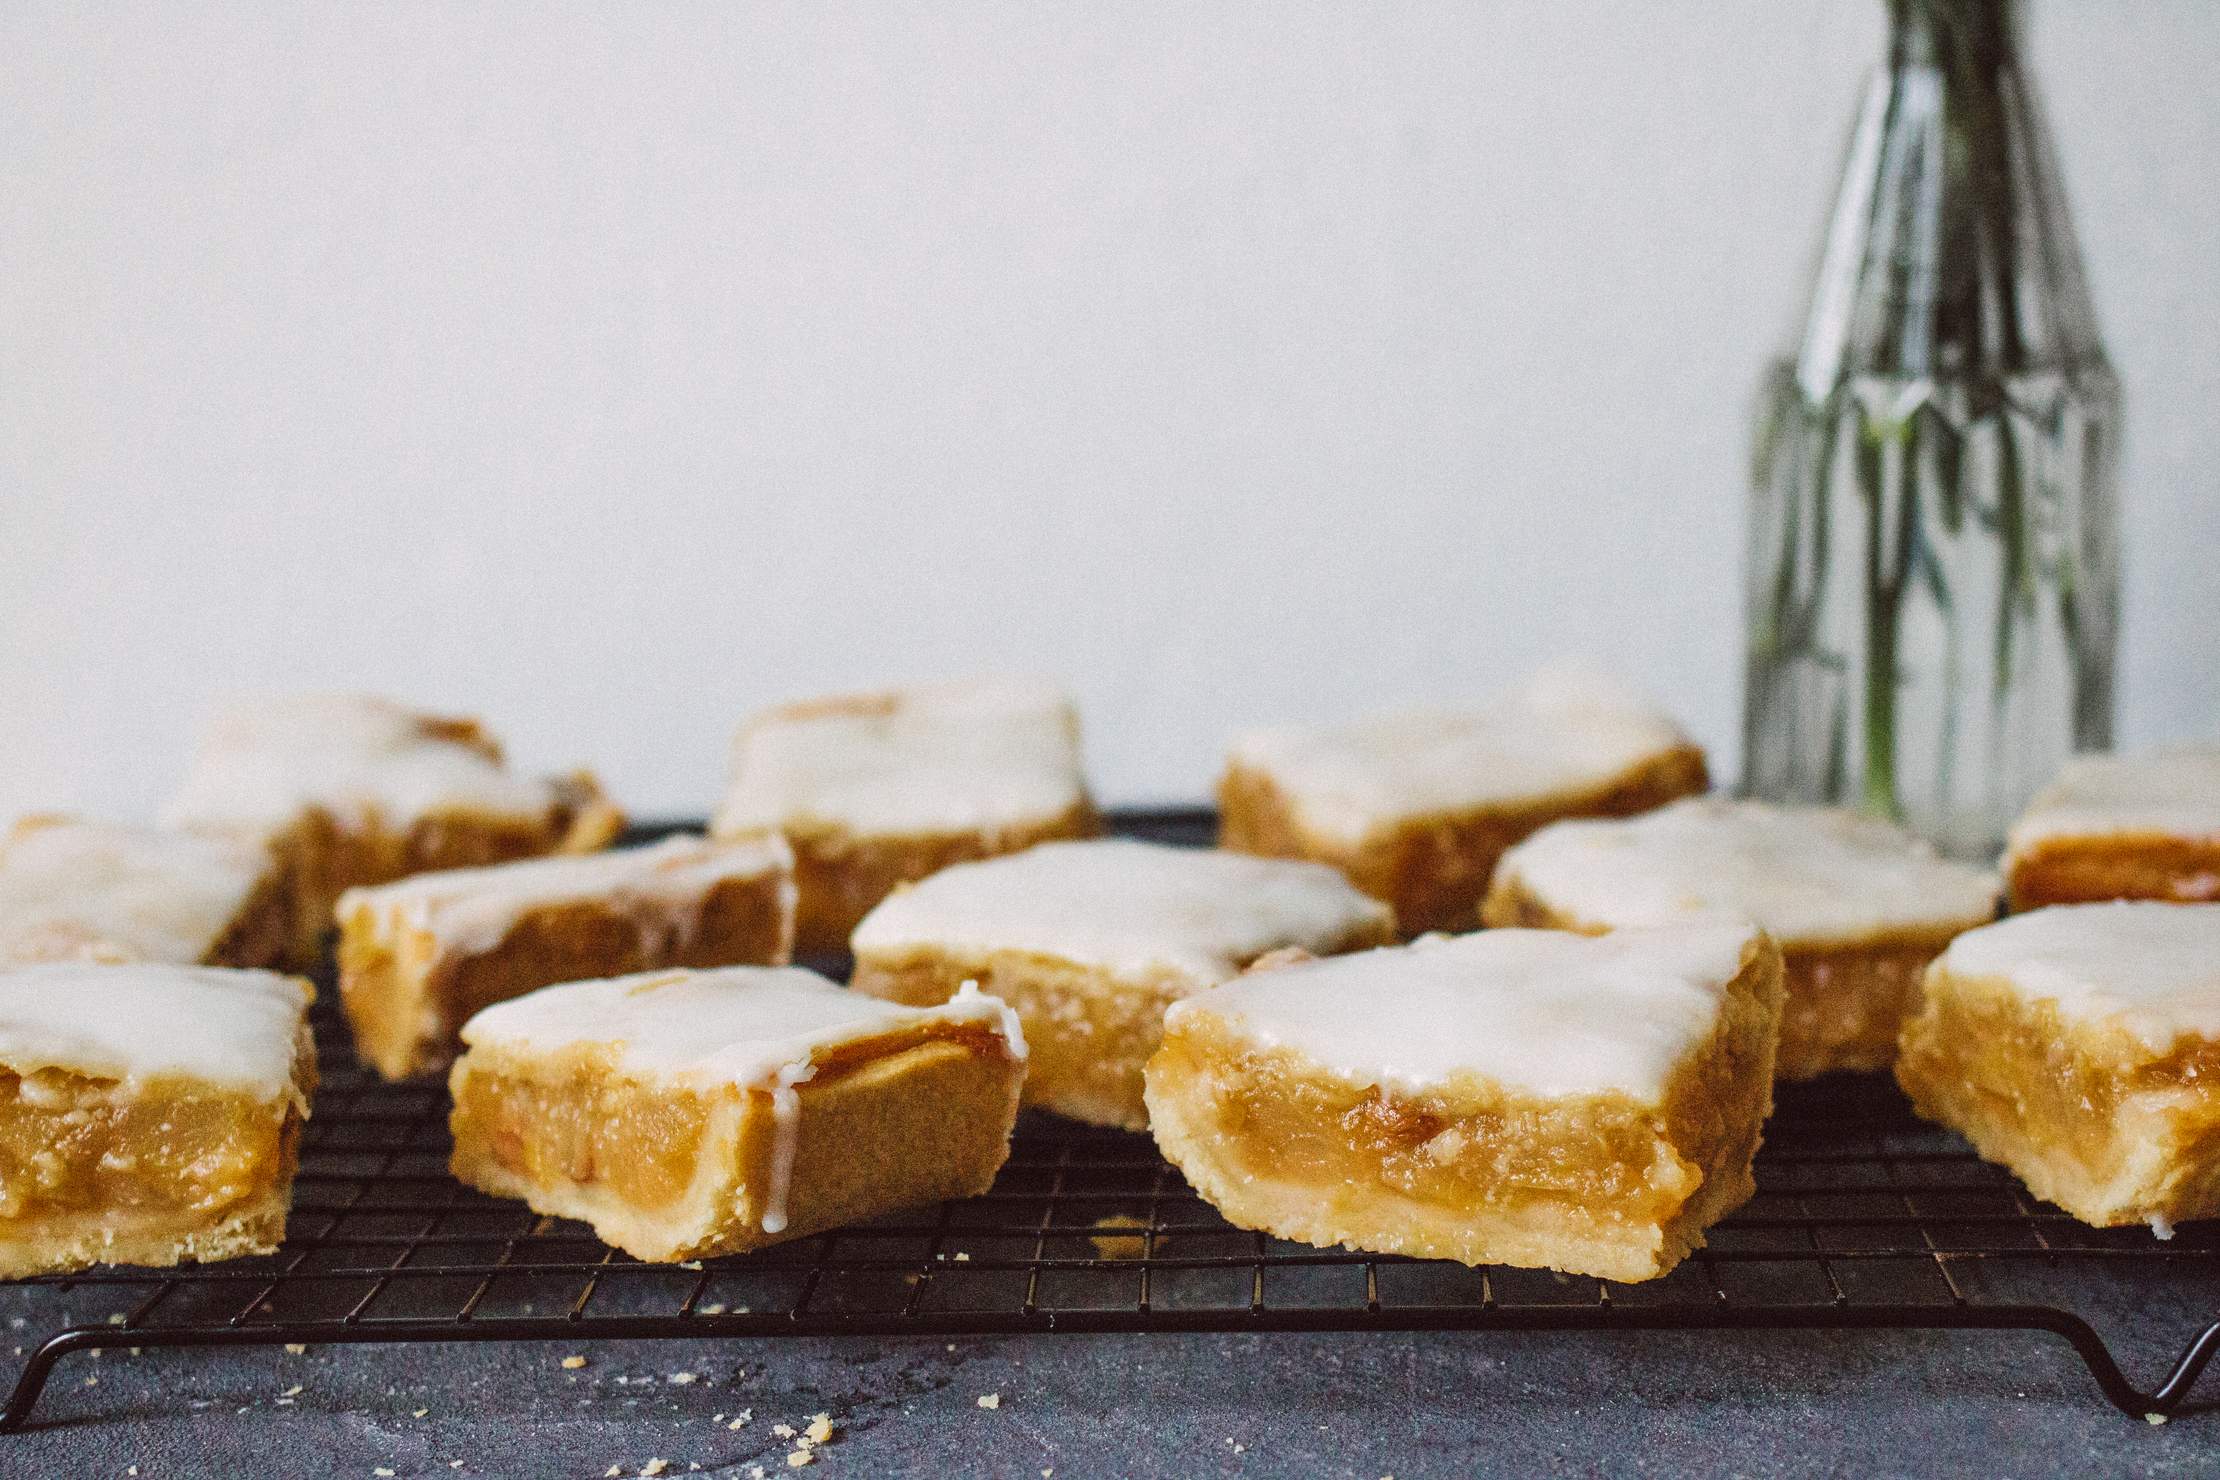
[1219,745,1708,937]
[1480,877,1966,1079]
[448,1023,1022,1262]
[338,860,795,1082]
[2006,834,2220,911]
[852,911,1396,1131]
[1897,964,2220,1230]
[1142,935,1782,1282]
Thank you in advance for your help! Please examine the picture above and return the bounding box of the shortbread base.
[1141,939,1781,1282]
[853,917,1396,1132]
[2006,834,2220,911]
[1897,967,2220,1229]
[736,801,1101,955]
[339,874,793,1081]
[1480,882,1968,1079]
[1220,746,1708,937]
[449,1030,1022,1261]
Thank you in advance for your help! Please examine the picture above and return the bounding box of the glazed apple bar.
[710,679,1099,953]
[1219,665,1708,935]
[336,833,797,1080]
[2003,746,2220,910]
[163,694,624,965]
[1897,902,2220,1233]
[850,838,1395,1130]
[0,815,288,969]
[1483,798,1998,1079]
[448,966,1026,1261]
[0,963,316,1277]
[1144,923,1783,1282]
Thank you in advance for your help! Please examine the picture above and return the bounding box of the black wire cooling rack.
[3,808,2216,1433]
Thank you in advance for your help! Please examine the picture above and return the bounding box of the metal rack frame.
[4,809,2215,1432]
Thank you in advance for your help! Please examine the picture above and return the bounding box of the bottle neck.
[1888,0,2017,83]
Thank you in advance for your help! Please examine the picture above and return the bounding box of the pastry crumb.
[727,1409,753,1430]
[106,1312,127,1325]
[698,1303,726,1315]
[605,1466,623,1477]
[642,1462,671,1478]
[284,1343,307,1355]
[669,1371,698,1385]
[805,1414,835,1445]
[772,1423,796,1439]
[562,1355,589,1370]
[976,1393,1001,1410]
[375,1470,395,1478]
[1089,1214,1149,1260]
[786,1452,814,1470]
[2146,1413,2169,1426]
[413,1407,428,1418]
[83,1376,98,1387]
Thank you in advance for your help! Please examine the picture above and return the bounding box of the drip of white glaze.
[759,1059,820,1235]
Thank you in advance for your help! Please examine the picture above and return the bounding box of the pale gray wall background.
[3,1,2214,820]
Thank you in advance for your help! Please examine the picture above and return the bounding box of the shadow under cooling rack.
[3,808,2217,1432]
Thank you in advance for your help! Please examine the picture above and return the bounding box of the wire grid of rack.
[3,808,2217,1433]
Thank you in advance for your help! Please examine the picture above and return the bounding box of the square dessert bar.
[0,815,288,969]
[850,839,1396,1130]
[1483,798,1998,1079]
[0,963,315,1277]
[710,679,1099,953]
[1220,667,1708,935]
[2004,747,2220,910]
[1144,923,1782,1282]
[336,833,797,1081]
[163,694,623,965]
[1897,903,2220,1232]
[448,966,1026,1261]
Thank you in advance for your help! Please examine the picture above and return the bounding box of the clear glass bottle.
[1741,0,2120,857]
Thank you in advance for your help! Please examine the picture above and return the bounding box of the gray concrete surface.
[1,1317,2214,1477]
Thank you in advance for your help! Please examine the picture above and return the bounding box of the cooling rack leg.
[2145,1321,2220,1420]
[0,1328,103,1435]
[2025,1311,2220,1420]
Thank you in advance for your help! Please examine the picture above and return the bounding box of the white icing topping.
[0,962,310,1100]
[1228,665,1695,845]
[850,839,1393,989]
[0,817,272,965]
[162,693,567,835]
[1937,902,2220,1050]
[2007,746,2220,851]
[712,679,1088,838]
[459,965,1025,1234]
[1165,923,1760,1101]
[1495,798,1998,947]
[338,833,794,959]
